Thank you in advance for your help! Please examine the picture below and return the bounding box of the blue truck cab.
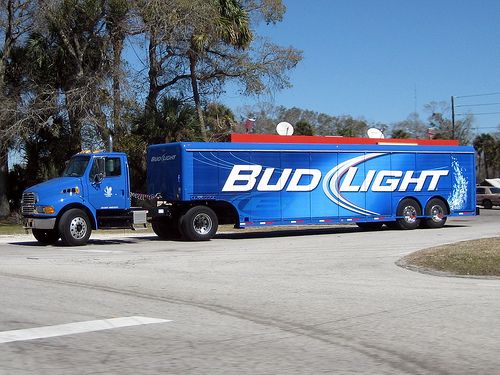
[22,151,147,246]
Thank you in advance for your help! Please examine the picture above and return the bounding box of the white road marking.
[0,316,171,344]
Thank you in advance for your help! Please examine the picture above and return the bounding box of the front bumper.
[24,217,57,230]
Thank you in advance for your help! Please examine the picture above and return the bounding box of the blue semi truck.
[21,135,476,246]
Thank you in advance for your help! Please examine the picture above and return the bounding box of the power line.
[455,92,500,99]
[451,93,500,137]
[472,125,500,129]
[456,111,500,116]
[455,102,500,108]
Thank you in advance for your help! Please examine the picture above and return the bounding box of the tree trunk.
[0,0,16,218]
[0,1,13,83]
[189,51,206,141]
[484,151,490,179]
[65,90,83,155]
[111,34,124,148]
[0,150,10,218]
[146,32,160,115]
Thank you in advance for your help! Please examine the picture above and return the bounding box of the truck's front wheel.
[180,206,218,241]
[32,229,60,245]
[59,208,92,246]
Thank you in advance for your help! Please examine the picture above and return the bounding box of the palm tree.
[204,102,237,141]
[473,133,496,179]
[188,0,252,140]
[105,0,130,148]
[295,120,314,136]
[391,129,411,139]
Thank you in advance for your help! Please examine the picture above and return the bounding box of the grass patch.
[400,237,500,277]
[0,223,25,235]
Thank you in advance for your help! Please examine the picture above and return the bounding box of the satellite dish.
[276,121,294,136]
[367,127,385,139]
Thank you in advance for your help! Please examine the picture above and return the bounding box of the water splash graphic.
[448,157,468,210]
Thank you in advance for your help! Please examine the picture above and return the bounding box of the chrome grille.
[21,192,36,215]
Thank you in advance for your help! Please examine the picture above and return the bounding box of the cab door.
[87,156,129,210]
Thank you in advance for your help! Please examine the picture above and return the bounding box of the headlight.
[35,206,55,214]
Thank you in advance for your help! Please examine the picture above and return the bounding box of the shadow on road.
[10,223,471,246]
[215,226,359,240]
[9,237,155,247]
[215,223,469,240]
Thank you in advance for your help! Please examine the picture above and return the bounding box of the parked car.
[476,186,500,209]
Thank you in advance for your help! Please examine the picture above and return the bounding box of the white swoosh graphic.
[323,153,385,215]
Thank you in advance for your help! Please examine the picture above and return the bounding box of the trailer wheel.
[395,198,421,230]
[32,229,60,245]
[152,218,181,240]
[58,208,92,246]
[180,206,218,241]
[356,222,383,231]
[422,198,448,229]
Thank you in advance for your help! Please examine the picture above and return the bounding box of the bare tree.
[391,112,428,139]
[425,101,473,145]
[0,0,34,217]
[36,0,111,152]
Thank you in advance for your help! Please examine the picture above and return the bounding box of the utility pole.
[451,96,455,139]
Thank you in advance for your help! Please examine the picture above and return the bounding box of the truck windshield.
[62,156,90,177]
[491,188,500,194]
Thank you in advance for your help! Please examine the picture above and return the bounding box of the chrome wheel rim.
[430,205,444,222]
[403,206,418,224]
[193,213,212,235]
[70,217,87,239]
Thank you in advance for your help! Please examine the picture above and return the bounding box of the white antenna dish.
[276,121,294,136]
[367,127,385,139]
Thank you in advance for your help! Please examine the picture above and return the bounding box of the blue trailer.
[21,135,476,245]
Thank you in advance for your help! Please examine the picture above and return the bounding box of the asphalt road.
[0,210,499,375]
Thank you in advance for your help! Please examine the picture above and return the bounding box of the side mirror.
[91,157,106,184]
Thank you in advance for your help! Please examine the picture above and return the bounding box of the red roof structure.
[230,133,459,146]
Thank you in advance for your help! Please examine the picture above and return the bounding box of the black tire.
[422,198,448,229]
[180,206,218,241]
[395,198,421,230]
[58,208,92,246]
[483,199,493,209]
[356,222,383,231]
[152,218,182,240]
[32,229,60,245]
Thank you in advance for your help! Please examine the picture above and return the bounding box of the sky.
[12,1,500,168]
[222,0,500,134]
